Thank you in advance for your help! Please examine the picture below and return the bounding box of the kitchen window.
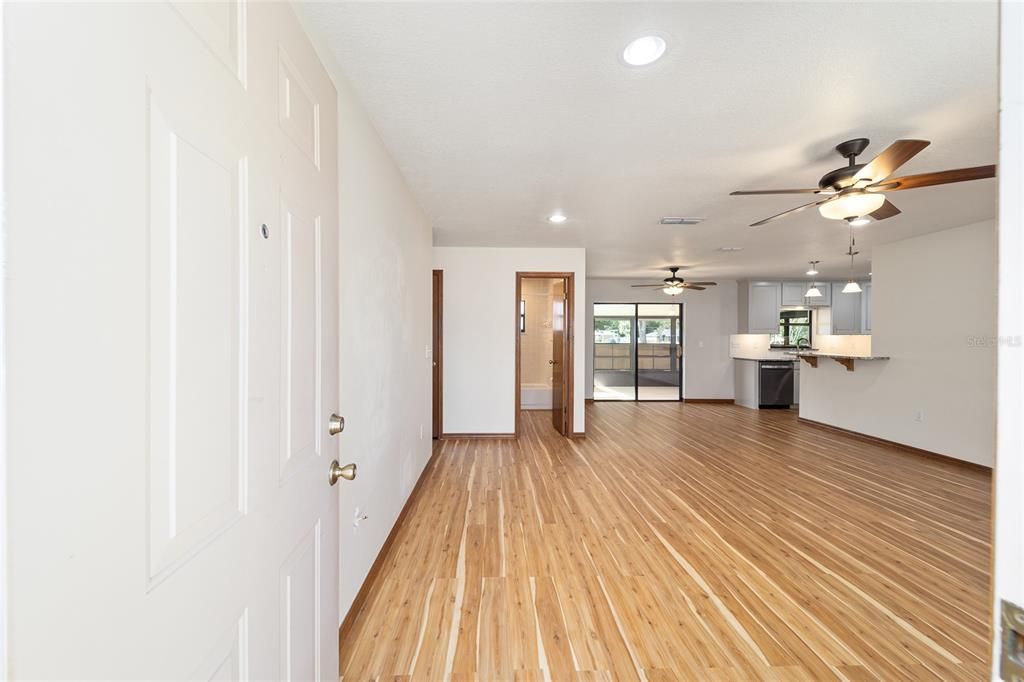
[771,310,812,348]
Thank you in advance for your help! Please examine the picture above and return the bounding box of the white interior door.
[4,2,339,679]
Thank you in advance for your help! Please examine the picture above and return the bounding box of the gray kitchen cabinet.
[831,285,862,334]
[861,281,872,333]
[781,282,807,306]
[748,282,782,333]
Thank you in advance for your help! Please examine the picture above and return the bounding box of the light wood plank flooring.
[340,403,991,681]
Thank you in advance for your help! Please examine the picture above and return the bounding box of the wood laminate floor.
[339,403,992,681]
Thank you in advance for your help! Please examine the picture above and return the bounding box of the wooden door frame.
[432,269,443,439]
[515,272,575,438]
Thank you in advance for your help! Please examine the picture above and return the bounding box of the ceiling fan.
[631,267,717,295]
[730,138,996,227]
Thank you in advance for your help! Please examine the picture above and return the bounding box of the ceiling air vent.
[660,217,704,225]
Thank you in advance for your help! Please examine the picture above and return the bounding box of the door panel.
[146,94,245,582]
[551,278,566,435]
[5,2,339,678]
[281,199,322,476]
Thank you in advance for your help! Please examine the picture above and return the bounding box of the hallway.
[339,404,991,680]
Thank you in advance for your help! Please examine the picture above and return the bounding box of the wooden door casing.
[432,269,443,439]
[514,272,574,438]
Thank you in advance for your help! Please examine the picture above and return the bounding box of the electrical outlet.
[914,409,924,423]
[425,345,432,359]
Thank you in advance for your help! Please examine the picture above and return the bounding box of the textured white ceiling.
[300,1,998,281]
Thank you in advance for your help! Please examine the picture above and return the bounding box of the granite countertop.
[785,351,890,360]
[731,355,798,362]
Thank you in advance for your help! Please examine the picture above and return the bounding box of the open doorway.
[593,302,683,401]
[515,272,575,437]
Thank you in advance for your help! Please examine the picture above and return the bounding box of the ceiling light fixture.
[622,35,666,66]
[806,260,820,276]
[547,213,567,224]
[662,284,683,296]
[805,284,822,298]
[848,217,871,227]
[818,190,886,221]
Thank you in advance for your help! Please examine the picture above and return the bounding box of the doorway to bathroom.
[593,302,683,401]
[515,273,575,437]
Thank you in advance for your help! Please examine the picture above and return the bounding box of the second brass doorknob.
[329,461,356,485]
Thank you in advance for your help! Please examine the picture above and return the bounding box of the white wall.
[302,22,434,623]
[800,220,996,467]
[433,247,587,434]
[586,279,739,400]
[994,2,1023,675]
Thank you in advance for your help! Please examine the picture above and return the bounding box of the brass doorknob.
[328,413,345,436]
[329,461,356,485]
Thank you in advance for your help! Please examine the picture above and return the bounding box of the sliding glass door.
[593,304,636,400]
[593,303,683,402]
[637,304,682,401]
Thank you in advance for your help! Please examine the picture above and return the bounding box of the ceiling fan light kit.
[818,190,886,221]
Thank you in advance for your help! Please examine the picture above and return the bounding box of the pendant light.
[842,229,863,293]
[804,261,822,297]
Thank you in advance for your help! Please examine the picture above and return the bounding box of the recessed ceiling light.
[716,246,743,252]
[622,35,666,66]
[547,213,567,224]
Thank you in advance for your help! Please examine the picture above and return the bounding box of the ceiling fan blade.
[686,281,718,286]
[680,284,706,290]
[869,165,996,192]
[749,196,836,227]
[869,199,901,221]
[852,139,930,184]
[730,188,829,195]
[631,284,669,288]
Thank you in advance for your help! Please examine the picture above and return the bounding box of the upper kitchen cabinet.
[861,282,873,333]
[749,282,782,333]
[832,286,862,334]
[784,281,831,306]
[781,282,807,306]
